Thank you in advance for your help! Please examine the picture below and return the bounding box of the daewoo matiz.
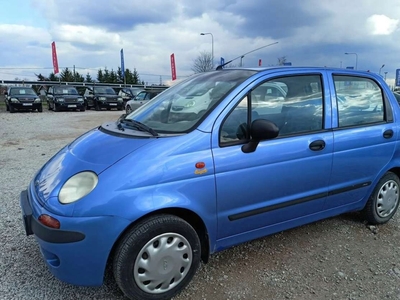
[20,67,400,300]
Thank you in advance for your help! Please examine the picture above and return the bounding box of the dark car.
[84,86,123,111]
[118,88,144,106]
[125,90,162,114]
[4,87,42,113]
[46,86,85,112]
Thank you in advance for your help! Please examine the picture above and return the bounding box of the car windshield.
[10,88,36,96]
[94,87,116,95]
[125,69,257,133]
[54,87,79,95]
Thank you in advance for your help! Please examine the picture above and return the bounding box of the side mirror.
[241,119,279,153]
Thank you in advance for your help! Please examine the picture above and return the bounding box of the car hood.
[34,126,155,204]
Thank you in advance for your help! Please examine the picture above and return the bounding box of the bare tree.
[192,51,213,73]
[277,56,287,65]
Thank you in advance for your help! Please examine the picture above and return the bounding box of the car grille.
[19,98,34,103]
[65,98,78,103]
[172,106,184,111]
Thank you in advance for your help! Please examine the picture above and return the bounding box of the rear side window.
[333,76,385,127]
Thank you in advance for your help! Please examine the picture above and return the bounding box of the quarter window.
[333,76,384,127]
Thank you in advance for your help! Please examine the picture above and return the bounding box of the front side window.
[220,74,324,144]
[333,75,385,127]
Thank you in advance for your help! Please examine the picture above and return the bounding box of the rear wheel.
[113,214,201,300]
[363,172,400,224]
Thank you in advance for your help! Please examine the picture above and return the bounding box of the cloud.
[367,14,399,35]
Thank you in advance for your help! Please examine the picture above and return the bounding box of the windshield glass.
[10,88,36,96]
[125,70,257,133]
[54,87,79,95]
[94,87,116,95]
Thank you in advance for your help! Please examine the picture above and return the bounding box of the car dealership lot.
[1,109,400,300]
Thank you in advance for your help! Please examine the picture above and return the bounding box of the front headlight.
[185,100,196,108]
[77,97,84,102]
[57,98,65,102]
[59,171,98,204]
[10,98,19,103]
[99,97,107,101]
[117,97,123,102]
[34,98,41,103]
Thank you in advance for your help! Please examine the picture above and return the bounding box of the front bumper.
[10,102,41,110]
[98,101,123,109]
[19,188,131,286]
[56,102,85,110]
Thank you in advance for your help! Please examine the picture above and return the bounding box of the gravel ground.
[1,108,400,300]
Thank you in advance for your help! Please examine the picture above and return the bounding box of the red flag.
[170,53,176,81]
[51,41,59,74]
[258,59,262,67]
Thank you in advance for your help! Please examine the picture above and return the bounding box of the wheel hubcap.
[376,179,399,218]
[134,233,192,294]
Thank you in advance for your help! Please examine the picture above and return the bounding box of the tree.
[49,72,58,81]
[85,72,93,82]
[109,69,118,83]
[73,71,84,82]
[103,67,110,82]
[277,56,287,66]
[97,69,104,82]
[192,51,213,73]
[60,68,74,82]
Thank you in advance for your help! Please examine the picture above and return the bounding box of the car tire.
[363,172,400,224]
[113,214,201,300]
[118,106,123,111]
[38,105,43,112]
[126,105,132,114]
[54,104,60,112]
[80,106,86,112]
[6,103,9,111]
[95,102,100,111]
[9,105,15,113]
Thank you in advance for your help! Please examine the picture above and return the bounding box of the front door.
[212,73,334,248]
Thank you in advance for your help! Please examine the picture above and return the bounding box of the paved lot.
[1,108,400,300]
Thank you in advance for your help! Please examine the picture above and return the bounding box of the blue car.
[20,67,400,300]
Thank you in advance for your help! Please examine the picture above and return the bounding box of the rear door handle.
[309,140,325,151]
[383,129,393,139]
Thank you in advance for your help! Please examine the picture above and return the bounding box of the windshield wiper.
[117,115,158,136]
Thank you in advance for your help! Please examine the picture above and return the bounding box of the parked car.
[20,67,400,300]
[46,86,85,112]
[4,86,42,113]
[125,90,162,114]
[84,86,123,111]
[118,87,144,106]
[393,92,400,105]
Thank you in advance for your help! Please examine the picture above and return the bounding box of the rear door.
[212,71,334,246]
[324,73,397,209]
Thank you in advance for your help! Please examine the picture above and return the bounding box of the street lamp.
[384,71,388,81]
[344,52,358,70]
[379,64,385,75]
[200,32,214,69]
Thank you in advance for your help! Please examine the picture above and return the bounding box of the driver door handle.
[309,140,325,151]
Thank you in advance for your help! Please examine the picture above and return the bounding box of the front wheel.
[363,172,400,224]
[126,105,132,114]
[38,104,43,112]
[113,214,201,300]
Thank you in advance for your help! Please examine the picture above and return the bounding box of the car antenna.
[215,41,279,70]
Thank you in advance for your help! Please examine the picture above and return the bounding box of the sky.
[1,0,400,86]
